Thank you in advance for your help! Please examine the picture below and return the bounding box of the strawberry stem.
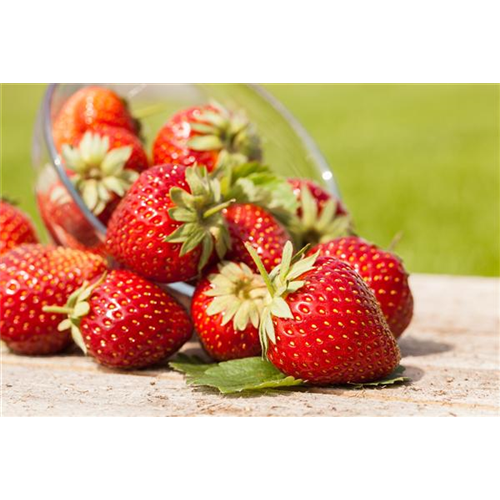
[244,242,275,295]
[202,199,235,219]
[43,305,73,314]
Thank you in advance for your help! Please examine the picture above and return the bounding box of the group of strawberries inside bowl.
[0,85,414,393]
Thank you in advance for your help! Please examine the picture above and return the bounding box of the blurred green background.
[1,84,499,277]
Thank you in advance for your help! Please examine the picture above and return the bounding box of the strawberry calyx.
[43,273,107,354]
[290,183,353,246]
[62,131,137,215]
[245,241,319,354]
[165,166,234,272]
[187,102,262,167]
[204,261,268,331]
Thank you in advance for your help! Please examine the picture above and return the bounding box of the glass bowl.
[32,83,340,296]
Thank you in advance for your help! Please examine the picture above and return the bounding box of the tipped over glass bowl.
[32,84,339,295]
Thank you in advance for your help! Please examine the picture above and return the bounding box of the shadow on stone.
[399,336,453,357]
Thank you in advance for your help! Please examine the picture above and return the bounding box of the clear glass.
[32,84,340,294]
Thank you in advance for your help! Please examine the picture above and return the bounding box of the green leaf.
[170,355,304,394]
[347,366,410,389]
[188,135,224,151]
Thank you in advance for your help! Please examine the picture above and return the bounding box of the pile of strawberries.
[0,85,414,389]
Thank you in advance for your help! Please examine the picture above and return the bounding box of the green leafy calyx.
[245,241,319,354]
[42,273,107,354]
[62,132,137,215]
[165,166,233,271]
[289,183,352,246]
[204,261,268,331]
[187,101,262,166]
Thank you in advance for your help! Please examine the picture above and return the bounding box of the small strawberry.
[192,261,267,360]
[223,203,292,273]
[0,244,107,355]
[61,127,149,224]
[309,236,413,337]
[0,200,38,255]
[52,86,139,152]
[44,270,192,369]
[106,164,233,283]
[246,241,401,385]
[287,178,352,246]
[153,102,262,172]
[36,180,105,255]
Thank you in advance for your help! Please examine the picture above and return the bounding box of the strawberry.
[309,236,413,337]
[287,178,352,246]
[36,181,105,255]
[223,203,292,273]
[246,242,401,385]
[0,244,107,355]
[52,86,139,152]
[153,102,262,172]
[191,261,267,360]
[44,270,192,369]
[0,200,38,255]
[61,127,149,224]
[106,164,232,283]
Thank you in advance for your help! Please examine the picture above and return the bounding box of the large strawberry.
[223,203,291,273]
[153,102,262,172]
[106,164,232,283]
[246,242,401,384]
[52,86,139,152]
[192,261,267,360]
[61,127,149,224]
[44,270,192,369]
[309,236,413,337]
[287,178,352,246]
[0,244,107,355]
[0,200,38,255]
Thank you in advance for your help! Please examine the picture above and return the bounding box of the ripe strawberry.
[45,270,192,369]
[106,164,232,283]
[0,244,107,355]
[287,178,352,246]
[223,203,291,273]
[246,242,401,385]
[61,127,149,224]
[52,86,139,152]
[0,200,38,255]
[192,261,267,360]
[153,102,262,172]
[309,236,413,337]
[36,181,105,255]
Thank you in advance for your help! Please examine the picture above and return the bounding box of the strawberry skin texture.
[153,105,220,172]
[79,270,192,369]
[310,237,413,337]
[0,201,38,255]
[192,269,261,361]
[52,86,138,152]
[267,256,401,385]
[106,164,203,283]
[223,204,291,273]
[287,178,348,218]
[0,244,107,355]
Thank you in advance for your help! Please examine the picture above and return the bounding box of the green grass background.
[1,84,499,277]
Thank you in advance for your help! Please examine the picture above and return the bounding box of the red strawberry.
[45,270,192,369]
[246,242,401,385]
[61,127,149,225]
[153,102,262,172]
[106,164,232,283]
[223,203,291,273]
[192,261,267,360]
[309,236,413,338]
[52,86,139,152]
[287,178,352,245]
[0,200,38,255]
[0,244,107,355]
